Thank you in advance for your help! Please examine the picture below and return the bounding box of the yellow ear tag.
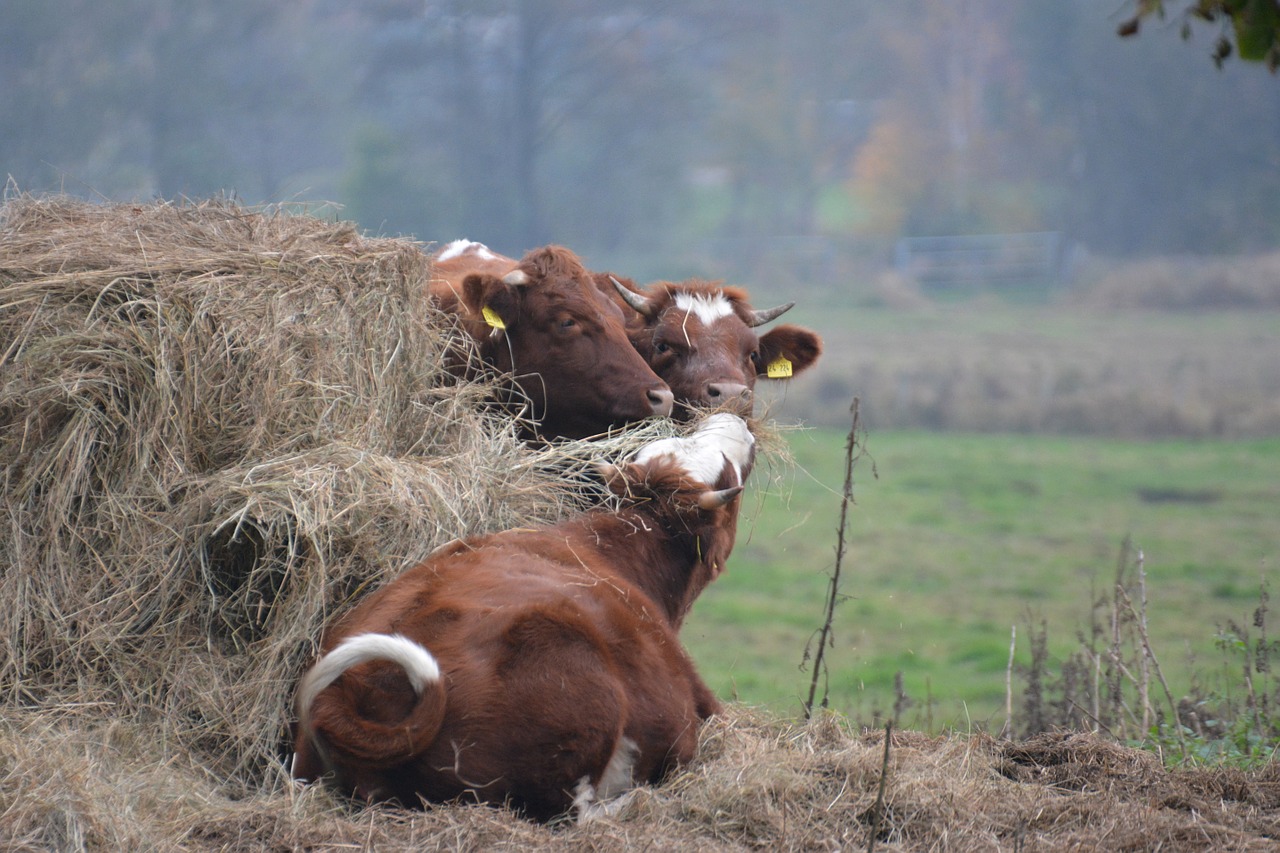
[481,306,506,330]
[766,356,793,378]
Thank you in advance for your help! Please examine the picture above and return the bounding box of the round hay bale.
[0,195,627,788]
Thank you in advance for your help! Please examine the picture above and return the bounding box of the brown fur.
[292,444,748,820]
[429,242,672,440]
[601,276,823,420]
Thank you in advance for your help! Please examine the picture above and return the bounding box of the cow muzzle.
[647,388,675,418]
[706,382,753,415]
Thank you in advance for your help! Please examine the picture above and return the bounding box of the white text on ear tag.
[482,306,506,330]
[766,356,793,378]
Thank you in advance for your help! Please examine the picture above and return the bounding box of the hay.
[4,705,1278,851]
[0,195,664,790]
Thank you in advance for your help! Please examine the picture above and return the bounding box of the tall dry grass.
[784,303,1280,437]
[1076,253,1280,312]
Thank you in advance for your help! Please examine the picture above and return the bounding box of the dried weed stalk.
[803,396,874,718]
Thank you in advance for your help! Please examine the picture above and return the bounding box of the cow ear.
[462,273,522,331]
[756,325,822,380]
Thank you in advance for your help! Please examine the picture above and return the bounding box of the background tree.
[4,2,1279,274]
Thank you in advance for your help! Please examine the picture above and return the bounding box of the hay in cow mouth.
[0,194,761,792]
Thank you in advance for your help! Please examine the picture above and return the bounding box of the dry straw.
[0,195,670,790]
[3,196,1277,851]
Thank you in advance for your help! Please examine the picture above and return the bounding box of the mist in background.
[6,0,1280,437]
[5,1,1277,274]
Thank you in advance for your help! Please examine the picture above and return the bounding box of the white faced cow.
[429,240,673,440]
[291,413,756,821]
[604,276,822,419]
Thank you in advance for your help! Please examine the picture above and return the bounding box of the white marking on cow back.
[298,633,440,720]
[633,413,755,486]
[673,291,734,326]
[437,239,497,262]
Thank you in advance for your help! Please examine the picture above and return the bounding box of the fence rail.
[894,232,1064,290]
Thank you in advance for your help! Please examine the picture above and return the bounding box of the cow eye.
[559,317,576,329]
[656,341,671,354]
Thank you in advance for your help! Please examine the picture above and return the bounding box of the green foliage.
[340,125,438,238]
[1153,593,1280,767]
[1141,651,1280,766]
[7,3,1280,260]
[1120,0,1280,70]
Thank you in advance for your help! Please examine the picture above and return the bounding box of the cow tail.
[295,633,446,771]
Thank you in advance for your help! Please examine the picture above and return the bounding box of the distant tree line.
[4,0,1279,282]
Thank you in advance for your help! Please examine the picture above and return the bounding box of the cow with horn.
[291,413,757,821]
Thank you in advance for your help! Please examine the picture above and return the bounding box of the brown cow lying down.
[291,413,756,821]
[429,240,673,441]
[603,275,823,419]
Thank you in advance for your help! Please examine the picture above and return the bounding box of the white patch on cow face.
[634,413,755,486]
[673,291,734,327]
[437,239,497,262]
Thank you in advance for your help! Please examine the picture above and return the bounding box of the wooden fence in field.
[894,232,1065,291]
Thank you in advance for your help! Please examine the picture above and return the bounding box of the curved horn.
[746,301,795,327]
[697,485,743,510]
[610,276,656,318]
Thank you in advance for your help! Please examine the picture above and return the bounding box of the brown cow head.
[597,413,756,612]
[459,246,673,440]
[604,277,822,420]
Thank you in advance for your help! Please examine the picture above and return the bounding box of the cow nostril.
[707,383,751,403]
[648,388,674,417]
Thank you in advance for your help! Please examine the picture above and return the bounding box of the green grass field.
[682,427,1280,732]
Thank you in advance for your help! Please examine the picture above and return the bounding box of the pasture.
[678,271,1280,734]
[684,427,1280,730]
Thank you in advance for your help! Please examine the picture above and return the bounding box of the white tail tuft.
[297,633,440,722]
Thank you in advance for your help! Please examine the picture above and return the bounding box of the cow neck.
[577,496,738,629]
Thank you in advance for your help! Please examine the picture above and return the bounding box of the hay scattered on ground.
[2,196,1277,851]
[3,705,1278,851]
